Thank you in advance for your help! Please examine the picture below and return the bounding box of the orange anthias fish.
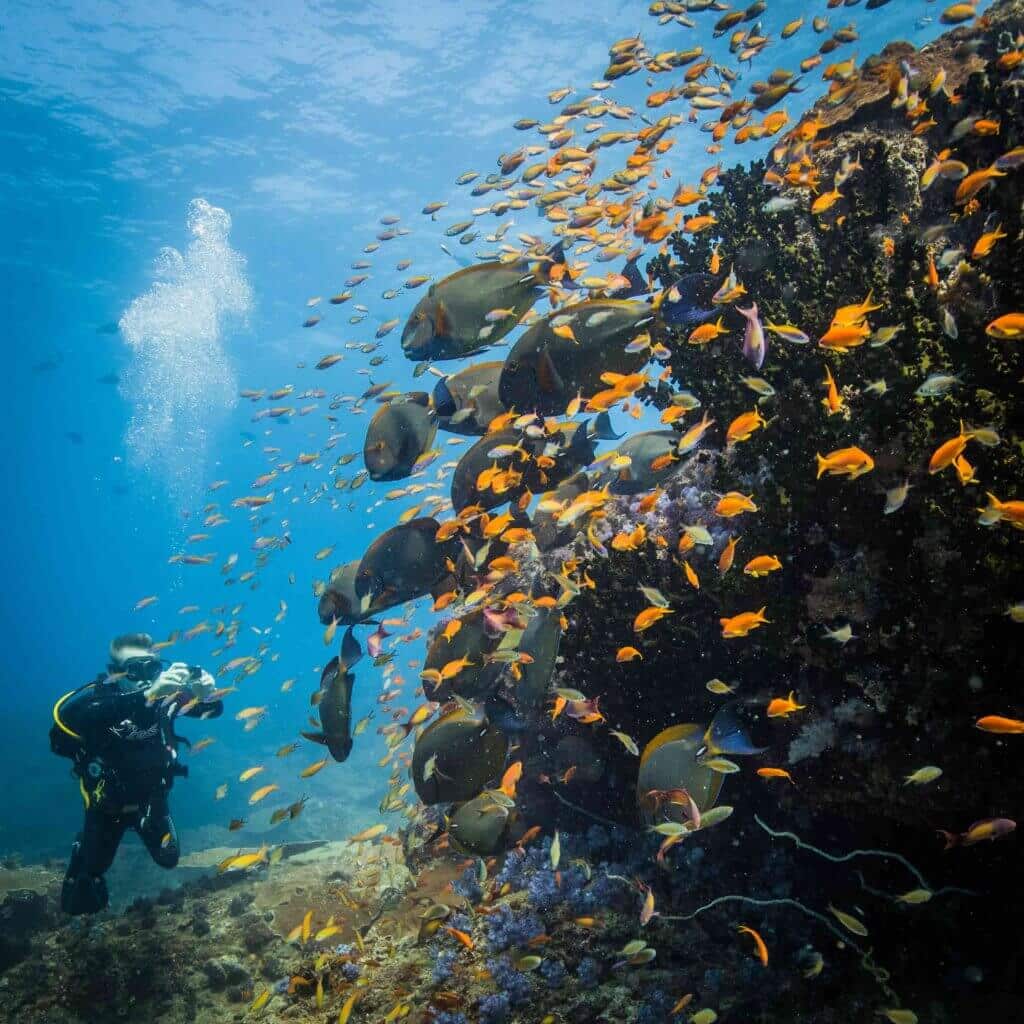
[445,926,475,950]
[687,316,729,345]
[815,446,874,480]
[737,924,769,966]
[767,691,806,717]
[928,425,970,474]
[718,535,739,573]
[818,322,869,353]
[954,164,1005,205]
[821,366,844,415]
[757,767,796,784]
[682,560,700,590]
[972,223,1007,259]
[715,492,758,517]
[500,761,523,798]
[677,412,716,453]
[985,312,1024,339]
[634,606,674,632]
[726,409,767,444]
[744,555,782,577]
[720,607,769,638]
[975,715,1024,734]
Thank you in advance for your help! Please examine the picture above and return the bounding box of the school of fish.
[128,1,1023,1019]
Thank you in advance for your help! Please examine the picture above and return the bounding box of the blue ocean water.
[0,0,950,878]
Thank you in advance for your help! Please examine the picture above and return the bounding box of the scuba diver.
[49,633,223,915]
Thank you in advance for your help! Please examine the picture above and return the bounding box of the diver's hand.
[143,662,191,701]
[188,669,217,703]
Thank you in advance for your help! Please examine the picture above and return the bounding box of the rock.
[201,958,227,990]
[225,985,248,1004]
[127,895,154,915]
[240,913,275,952]
[0,890,50,972]
[228,892,254,917]
[191,915,210,937]
[261,956,286,980]
[202,955,251,991]
[156,886,184,911]
[0,890,49,933]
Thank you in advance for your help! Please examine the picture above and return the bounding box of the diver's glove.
[143,662,193,701]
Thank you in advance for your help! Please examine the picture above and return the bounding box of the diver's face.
[118,654,162,683]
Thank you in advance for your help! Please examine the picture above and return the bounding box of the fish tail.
[619,254,649,298]
[815,453,827,479]
[589,411,624,441]
[706,703,767,757]
[535,240,571,287]
[937,828,959,850]
[657,272,717,328]
[339,627,363,673]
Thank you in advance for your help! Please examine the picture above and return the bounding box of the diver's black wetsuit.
[50,676,222,915]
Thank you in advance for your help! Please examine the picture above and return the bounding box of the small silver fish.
[915,373,961,397]
[941,307,958,339]
[822,623,854,645]
[884,480,911,514]
[763,196,799,213]
[741,376,775,397]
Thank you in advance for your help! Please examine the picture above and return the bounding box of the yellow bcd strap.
[52,688,87,740]
[79,777,91,809]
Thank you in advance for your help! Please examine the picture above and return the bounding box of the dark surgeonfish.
[423,609,504,702]
[636,705,765,824]
[448,791,512,855]
[432,361,507,435]
[363,393,437,480]
[401,243,568,361]
[499,299,654,416]
[354,517,456,609]
[597,429,689,495]
[318,560,371,626]
[511,608,562,707]
[309,628,362,762]
[499,277,716,415]
[533,470,593,550]
[449,509,532,591]
[450,414,619,512]
[318,560,418,626]
[450,429,527,514]
[411,703,509,805]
